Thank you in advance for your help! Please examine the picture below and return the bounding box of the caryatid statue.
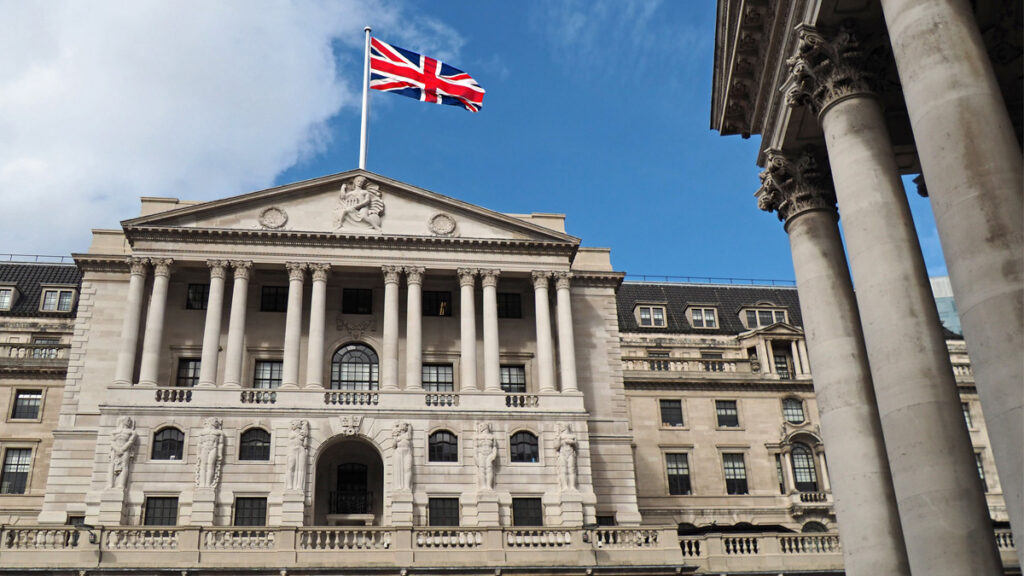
[556,423,578,492]
[195,417,225,488]
[392,421,413,491]
[286,419,310,492]
[476,422,498,490]
[106,416,138,490]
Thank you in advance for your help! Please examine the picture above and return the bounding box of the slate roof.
[0,262,82,318]
[617,282,803,335]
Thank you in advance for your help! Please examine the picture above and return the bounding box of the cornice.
[625,380,815,393]
[571,270,626,289]
[72,254,129,273]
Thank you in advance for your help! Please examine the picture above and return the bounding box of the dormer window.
[689,307,717,329]
[744,308,787,328]
[637,305,666,327]
[40,287,75,312]
[0,286,15,311]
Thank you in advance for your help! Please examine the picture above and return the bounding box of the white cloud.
[0,0,460,255]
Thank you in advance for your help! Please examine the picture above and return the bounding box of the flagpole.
[358,26,371,170]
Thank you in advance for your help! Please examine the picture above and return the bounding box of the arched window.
[782,398,805,423]
[428,430,459,462]
[152,427,184,460]
[330,344,379,390]
[802,521,827,533]
[791,443,819,492]
[510,431,539,463]
[239,428,271,461]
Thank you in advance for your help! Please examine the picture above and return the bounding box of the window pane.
[0,448,31,494]
[500,365,526,393]
[239,429,271,461]
[176,359,201,388]
[652,307,665,326]
[659,400,683,427]
[152,428,184,460]
[723,454,748,495]
[716,400,739,427]
[976,453,987,492]
[428,497,460,526]
[330,344,379,390]
[234,497,267,526]
[422,364,454,392]
[254,360,283,389]
[342,288,373,314]
[510,431,538,463]
[260,286,288,312]
[423,291,452,317]
[758,311,774,326]
[704,309,716,328]
[11,390,42,419]
[782,398,805,423]
[746,310,757,327]
[57,291,73,311]
[144,497,179,526]
[639,307,651,326]
[962,402,973,428]
[429,431,459,462]
[692,309,703,327]
[666,453,691,495]
[774,310,787,323]
[42,291,58,311]
[774,353,791,379]
[791,444,818,492]
[186,284,209,310]
[512,498,543,526]
[0,288,11,309]
[776,454,786,494]
[497,293,522,319]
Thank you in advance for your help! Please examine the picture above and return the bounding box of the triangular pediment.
[122,170,579,245]
[740,322,804,338]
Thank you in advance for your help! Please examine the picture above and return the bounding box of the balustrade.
[298,528,391,550]
[0,343,69,364]
[505,394,540,408]
[621,357,743,374]
[105,529,178,550]
[323,391,379,406]
[995,529,1016,550]
[798,491,828,503]
[723,536,759,555]
[779,534,841,554]
[154,388,191,403]
[414,529,483,548]
[424,393,459,407]
[240,390,276,404]
[679,537,702,557]
[505,529,573,548]
[202,529,275,550]
[3,528,78,549]
[586,528,660,548]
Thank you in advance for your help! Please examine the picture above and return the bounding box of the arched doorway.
[313,436,384,526]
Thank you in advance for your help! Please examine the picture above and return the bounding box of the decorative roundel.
[428,213,457,236]
[258,207,288,229]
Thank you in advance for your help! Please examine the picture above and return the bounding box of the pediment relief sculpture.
[335,175,385,232]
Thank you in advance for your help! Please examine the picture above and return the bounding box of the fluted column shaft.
[281,263,306,389]
[532,272,555,393]
[114,258,149,385]
[198,260,227,387]
[305,264,330,389]
[138,258,172,386]
[554,272,578,393]
[381,266,402,390]
[223,261,252,388]
[405,267,424,390]
[457,269,478,391]
[481,270,501,392]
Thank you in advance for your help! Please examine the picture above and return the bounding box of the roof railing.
[0,254,74,264]
[623,275,796,287]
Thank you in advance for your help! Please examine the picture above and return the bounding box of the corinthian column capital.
[480,269,500,288]
[309,263,331,282]
[404,266,425,285]
[531,271,551,289]
[786,24,882,117]
[457,268,478,287]
[382,265,402,285]
[127,257,149,276]
[553,271,572,290]
[151,258,173,277]
[285,262,307,281]
[757,149,838,227]
[207,260,228,279]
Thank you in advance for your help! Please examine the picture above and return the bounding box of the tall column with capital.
[405,267,424,390]
[223,261,252,388]
[380,266,402,390]
[554,272,578,393]
[789,341,802,376]
[114,257,149,385]
[815,447,831,493]
[305,264,330,389]
[281,263,306,389]
[531,272,555,393]
[757,148,909,576]
[780,448,795,495]
[137,258,173,387]
[787,27,1000,575]
[881,0,1024,543]
[457,269,478,391]
[198,260,227,387]
[480,270,501,392]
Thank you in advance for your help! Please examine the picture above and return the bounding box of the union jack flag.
[369,37,485,113]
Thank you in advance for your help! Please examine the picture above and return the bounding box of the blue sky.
[0,1,946,279]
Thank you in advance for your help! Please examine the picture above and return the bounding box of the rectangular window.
[186,284,209,310]
[428,497,460,527]
[512,497,543,527]
[41,289,75,312]
[143,497,179,526]
[666,453,691,495]
[647,350,670,371]
[716,400,739,428]
[775,454,786,494]
[691,308,717,328]
[976,453,987,492]
[253,360,283,389]
[31,337,60,359]
[962,402,973,429]
[10,390,42,420]
[422,291,452,317]
[500,365,526,393]
[497,293,522,319]
[176,359,201,388]
[342,288,373,314]
[0,448,31,494]
[758,310,774,326]
[422,364,454,392]
[774,310,787,323]
[0,287,12,310]
[637,305,666,327]
[260,286,288,312]
[234,497,268,526]
[659,400,683,427]
[722,454,748,495]
[746,310,758,327]
[596,515,617,526]
[67,516,85,527]
[774,352,792,379]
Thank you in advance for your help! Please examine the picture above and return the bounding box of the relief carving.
[756,149,837,226]
[785,24,883,117]
[286,419,309,492]
[392,421,413,491]
[556,423,578,492]
[428,213,457,236]
[106,416,138,490]
[195,417,225,488]
[335,176,384,231]
[476,422,498,490]
[257,206,289,230]
[337,415,362,436]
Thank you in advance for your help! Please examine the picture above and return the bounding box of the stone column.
[787,26,1000,575]
[881,0,1024,543]
[137,258,172,387]
[815,446,831,492]
[457,269,478,391]
[198,260,227,387]
[381,265,402,390]
[223,261,252,388]
[480,269,501,392]
[405,266,424,390]
[763,340,775,374]
[757,340,771,374]
[790,341,802,376]
[554,272,579,393]
[757,148,909,576]
[796,340,810,374]
[780,448,795,495]
[531,271,555,393]
[114,257,149,385]
[305,264,330,389]
[281,262,306,389]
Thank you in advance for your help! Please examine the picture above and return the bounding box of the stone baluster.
[198,260,227,387]
[223,261,252,388]
[380,266,402,390]
[137,258,173,387]
[405,267,424,390]
[531,271,555,393]
[305,264,331,389]
[480,269,501,392]
[114,257,149,385]
[554,272,579,393]
[281,263,307,389]
[457,269,478,391]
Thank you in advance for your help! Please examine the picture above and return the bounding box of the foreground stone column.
[457,269,478,391]
[531,272,555,392]
[881,0,1024,543]
[281,263,306,389]
[137,258,173,387]
[405,267,424,390]
[554,272,579,393]
[197,260,227,387]
[114,257,149,385]
[305,264,330,389]
[381,266,402,390]
[480,269,501,392]
[787,26,1000,575]
[223,261,252,388]
[757,148,909,576]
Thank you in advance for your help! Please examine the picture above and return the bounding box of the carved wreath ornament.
[428,213,457,236]
[258,207,288,229]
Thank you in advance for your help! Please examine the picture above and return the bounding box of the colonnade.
[112,260,580,393]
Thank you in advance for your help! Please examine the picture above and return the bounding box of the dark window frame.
[666,453,691,495]
[497,293,522,319]
[500,365,526,393]
[422,364,454,392]
[722,453,748,495]
[234,497,268,526]
[659,399,684,427]
[253,360,283,390]
[716,400,740,428]
[782,398,805,424]
[152,427,185,460]
[428,497,460,527]
[10,389,42,420]
[0,447,31,494]
[510,431,539,463]
[791,444,819,492]
[143,496,179,526]
[176,358,201,388]
[511,497,543,526]
[239,428,271,461]
[342,288,373,315]
[186,284,209,310]
[428,430,459,463]
[330,343,380,390]
[260,286,288,312]
[422,291,452,317]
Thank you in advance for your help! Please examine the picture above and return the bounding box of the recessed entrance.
[313,436,383,526]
